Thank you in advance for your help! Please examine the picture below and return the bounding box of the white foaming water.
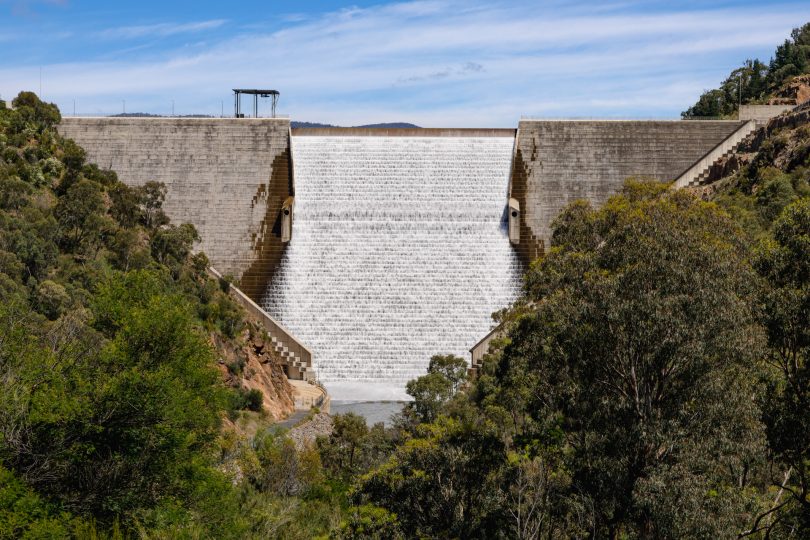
[262,136,521,400]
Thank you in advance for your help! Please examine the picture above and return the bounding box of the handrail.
[519,116,733,122]
[60,114,291,119]
[207,267,314,380]
[672,120,757,189]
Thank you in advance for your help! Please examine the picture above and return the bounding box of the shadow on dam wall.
[510,146,544,264]
[239,148,293,300]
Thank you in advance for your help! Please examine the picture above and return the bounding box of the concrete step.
[672,120,758,189]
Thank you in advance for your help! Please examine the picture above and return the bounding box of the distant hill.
[290,121,336,128]
[356,122,420,128]
[110,112,164,117]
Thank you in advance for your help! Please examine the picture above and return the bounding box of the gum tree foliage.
[403,354,468,424]
[480,183,768,537]
[243,429,323,497]
[752,198,810,535]
[770,23,810,89]
[318,413,396,481]
[682,59,770,118]
[331,504,404,540]
[1,271,226,520]
[355,417,508,539]
[54,178,106,251]
[0,92,254,537]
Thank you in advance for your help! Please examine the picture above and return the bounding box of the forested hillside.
[683,22,810,118]
[0,92,301,537]
[339,27,810,537]
[342,112,810,536]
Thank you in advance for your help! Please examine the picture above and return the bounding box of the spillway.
[262,135,521,400]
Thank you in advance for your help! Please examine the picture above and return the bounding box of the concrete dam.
[57,117,746,399]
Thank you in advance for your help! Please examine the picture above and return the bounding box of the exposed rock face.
[213,323,295,421]
[703,152,754,184]
[288,413,334,450]
[690,102,810,200]
[769,74,810,106]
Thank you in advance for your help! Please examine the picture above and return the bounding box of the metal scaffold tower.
[233,89,279,118]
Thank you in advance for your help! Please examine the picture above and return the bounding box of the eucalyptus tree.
[491,182,768,538]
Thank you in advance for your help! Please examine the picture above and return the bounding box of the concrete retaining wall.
[739,105,793,123]
[57,117,293,299]
[511,120,743,260]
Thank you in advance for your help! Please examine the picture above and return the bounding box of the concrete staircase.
[268,334,314,381]
[468,324,505,376]
[672,120,758,189]
[208,267,316,382]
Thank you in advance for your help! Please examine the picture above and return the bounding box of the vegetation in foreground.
[1,22,810,540]
[0,92,298,538]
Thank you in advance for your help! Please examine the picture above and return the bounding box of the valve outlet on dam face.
[262,135,522,400]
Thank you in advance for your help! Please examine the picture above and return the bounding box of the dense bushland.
[0,92,295,537]
[0,91,404,539]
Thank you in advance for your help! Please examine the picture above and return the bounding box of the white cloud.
[97,19,227,40]
[2,1,809,125]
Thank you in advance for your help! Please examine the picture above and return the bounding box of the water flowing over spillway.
[262,135,522,400]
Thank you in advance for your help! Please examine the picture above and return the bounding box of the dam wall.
[511,120,744,260]
[56,117,753,397]
[739,104,793,123]
[57,117,293,299]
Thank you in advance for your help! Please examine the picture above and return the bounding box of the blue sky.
[1,0,809,126]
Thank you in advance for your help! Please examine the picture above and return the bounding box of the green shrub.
[34,279,69,320]
[245,389,264,412]
[229,387,264,412]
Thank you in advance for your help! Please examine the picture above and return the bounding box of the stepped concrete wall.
[511,120,743,261]
[739,104,793,123]
[57,117,293,300]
